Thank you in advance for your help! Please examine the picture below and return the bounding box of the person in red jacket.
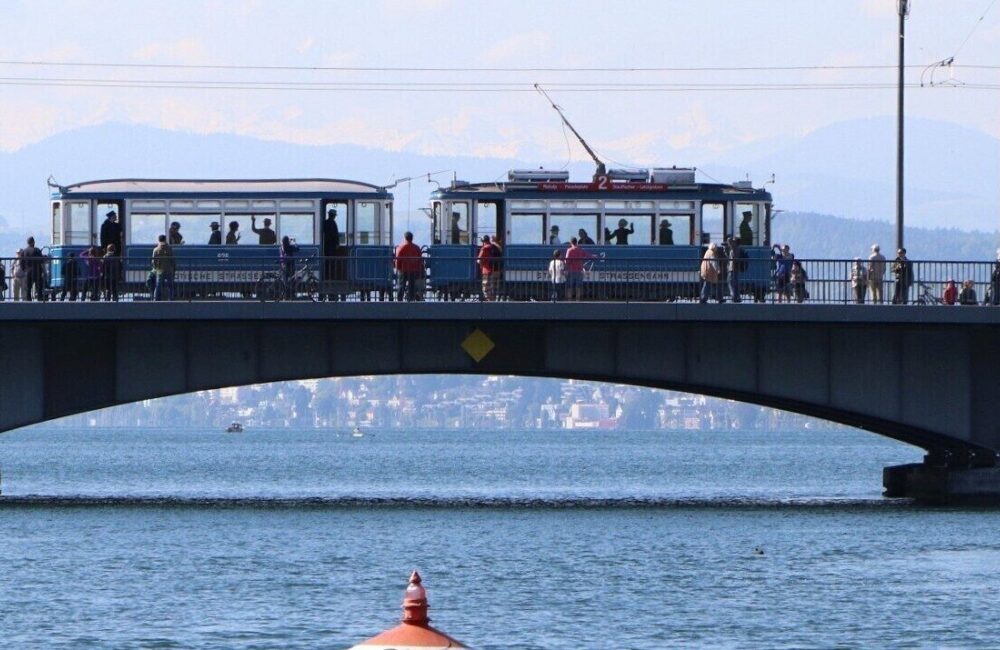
[394,231,423,302]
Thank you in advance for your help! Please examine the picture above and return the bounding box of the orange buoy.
[348,571,468,649]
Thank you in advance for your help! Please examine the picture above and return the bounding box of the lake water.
[1,428,998,649]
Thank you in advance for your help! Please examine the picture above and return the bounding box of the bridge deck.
[4,301,1000,324]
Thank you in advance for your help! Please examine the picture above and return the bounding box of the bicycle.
[254,257,319,302]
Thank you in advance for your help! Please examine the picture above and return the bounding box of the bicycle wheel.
[304,276,319,302]
[254,274,279,302]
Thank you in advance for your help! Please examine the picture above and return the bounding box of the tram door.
[96,200,125,251]
[700,202,726,246]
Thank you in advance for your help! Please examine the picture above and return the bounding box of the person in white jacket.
[548,249,566,301]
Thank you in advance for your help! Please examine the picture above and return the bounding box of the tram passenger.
[102,244,121,302]
[168,221,184,246]
[605,219,634,245]
[251,216,277,245]
[208,222,222,245]
[658,219,674,245]
[226,221,241,245]
[548,225,561,246]
[577,229,595,245]
[100,210,123,252]
[152,235,176,301]
[450,212,464,245]
[59,252,79,301]
[323,208,340,291]
[738,211,754,246]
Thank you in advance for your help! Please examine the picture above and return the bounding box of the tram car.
[427,167,774,301]
[47,179,393,298]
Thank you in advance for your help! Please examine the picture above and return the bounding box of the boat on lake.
[226,422,244,433]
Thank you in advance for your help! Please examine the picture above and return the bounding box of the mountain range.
[0,116,996,258]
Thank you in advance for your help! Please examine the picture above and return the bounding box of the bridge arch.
[3,302,999,470]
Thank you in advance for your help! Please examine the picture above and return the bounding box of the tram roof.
[431,181,771,201]
[54,178,392,199]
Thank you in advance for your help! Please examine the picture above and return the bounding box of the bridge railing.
[0,255,997,305]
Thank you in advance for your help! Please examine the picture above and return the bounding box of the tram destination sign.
[535,182,670,192]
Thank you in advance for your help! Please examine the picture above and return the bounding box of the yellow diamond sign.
[461,328,495,363]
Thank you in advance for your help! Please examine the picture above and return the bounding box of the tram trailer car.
[428,167,774,301]
[48,179,394,299]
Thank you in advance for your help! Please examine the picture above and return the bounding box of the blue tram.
[47,179,393,297]
[427,167,774,300]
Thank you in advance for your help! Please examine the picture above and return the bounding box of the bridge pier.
[884,453,1000,502]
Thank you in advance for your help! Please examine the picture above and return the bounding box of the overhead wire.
[951,0,999,58]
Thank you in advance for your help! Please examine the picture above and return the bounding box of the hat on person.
[327,207,337,216]
[618,218,628,227]
[210,221,220,229]
[170,221,180,229]
[106,210,117,219]
[550,225,559,231]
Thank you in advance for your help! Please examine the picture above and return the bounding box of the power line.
[952,0,999,57]
[1,59,1000,73]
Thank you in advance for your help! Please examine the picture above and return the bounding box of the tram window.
[734,202,761,246]
[430,202,442,244]
[508,213,544,244]
[701,203,725,246]
[549,214,598,246]
[657,214,692,245]
[131,213,166,244]
[446,202,469,245]
[178,214,223,245]
[355,201,377,245]
[381,202,392,246]
[64,201,91,245]
[51,203,61,245]
[476,201,499,241]
[279,213,314,245]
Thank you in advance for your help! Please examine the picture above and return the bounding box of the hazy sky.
[1,0,998,166]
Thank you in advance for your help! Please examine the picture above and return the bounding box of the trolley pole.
[896,0,910,251]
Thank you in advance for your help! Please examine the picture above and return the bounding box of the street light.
[896,0,910,251]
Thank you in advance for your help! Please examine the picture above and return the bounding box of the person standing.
[658,219,674,245]
[102,244,121,301]
[605,219,634,245]
[868,244,886,304]
[60,252,79,301]
[477,235,502,301]
[942,280,958,305]
[11,250,25,300]
[394,231,423,302]
[726,236,743,303]
[548,249,566,301]
[548,225,561,246]
[699,243,720,304]
[959,280,978,305]
[323,208,341,293]
[564,237,590,301]
[850,258,868,304]
[99,210,123,252]
[891,248,913,305]
[152,235,176,301]
[0,260,7,301]
[80,245,103,301]
[20,237,43,301]
[990,249,1000,306]
[771,244,793,303]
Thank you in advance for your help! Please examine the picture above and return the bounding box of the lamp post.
[896,0,910,251]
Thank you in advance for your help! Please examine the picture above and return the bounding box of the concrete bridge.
[3,302,1000,500]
